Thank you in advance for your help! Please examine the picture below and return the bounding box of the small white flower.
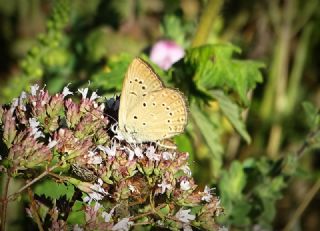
[146,146,160,161]
[126,148,135,161]
[156,220,164,226]
[29,117,40,127]
[18,91,27,108]
[162,151,174,160]
[13,94,27,110]
[89,190,106,201]
[83,182,108,203]
[218,226,229,231]
[11,98,19,108]
[73,224,84,231]
[97,141,117,157]
[112,218,134,231]
[181,165,192,176]
[201,186,213,202]
[41,100,46,107]
[83,195,91,203]
[91,155,103,165]
[183,224,193,231]
[90,91,100,101]
[93,201,102,212]
[87,151,103,165]
[97,178,103,185]
[126,146,143,160]
[20,91,27,100]
[99,103,105,111]
[158,179,172,194]
[88,151,95,157]
[78,88,88,99]
[29,118,45,139]
[62,85,73,97]
[180,180,191,191]
[128,184,136,193]
[48,138,58,149]
[175,208,195,223]
[31,84,40,96]
[134,146,144,159]
[112,124,127,141]
[101,206,117,223]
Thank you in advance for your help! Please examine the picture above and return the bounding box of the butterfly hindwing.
[125,88,187,142]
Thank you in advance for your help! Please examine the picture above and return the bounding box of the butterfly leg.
[156,139,177,150]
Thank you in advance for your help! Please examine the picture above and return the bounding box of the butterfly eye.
[169,112,173,116]
[134,116,138,119]
[162,103,166,106]
[142,122,146,126]
[142,86,146,90]
[167,119,171,123]
[139,80,143,84]
[143,103,147,107]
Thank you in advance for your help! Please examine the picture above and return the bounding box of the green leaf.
[38,202,50,222]
[174,134,193,154]
[67,200,86,225]
[161,14,186,45]
[91,54,133,92]
[253,176,286,227]
[186,44,264,105]
[212,90,251,143]
[34,179,75,201]
[219,161,246,199]
[159,204,170,216]
[190,103,223,177]
[302,101,320,129]
[230,200,252,226]
[85,27,109,62]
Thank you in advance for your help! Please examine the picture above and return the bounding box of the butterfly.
[116,57,187,143]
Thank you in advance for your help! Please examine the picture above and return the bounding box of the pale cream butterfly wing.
[118,57,187,143]
[118,58,163,134]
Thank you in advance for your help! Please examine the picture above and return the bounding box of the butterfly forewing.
[119,58,163,131]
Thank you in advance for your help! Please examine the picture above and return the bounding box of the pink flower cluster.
[0,85,222,230]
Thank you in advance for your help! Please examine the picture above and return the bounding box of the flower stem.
[1,174,11,231]
[282,178,320,231]
[27,188,44,231]
[264,0,295,158]
[8,164,60,201]
[191,0,223,47]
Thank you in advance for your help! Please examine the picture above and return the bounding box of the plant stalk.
[191,0,223,47]
[265,0,295,157]
[1,174,11,231]
[282,178,320,231]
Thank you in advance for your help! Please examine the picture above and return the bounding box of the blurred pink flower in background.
[150,40,185,70]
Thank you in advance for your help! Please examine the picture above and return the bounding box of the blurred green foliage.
[1,0,320,230]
